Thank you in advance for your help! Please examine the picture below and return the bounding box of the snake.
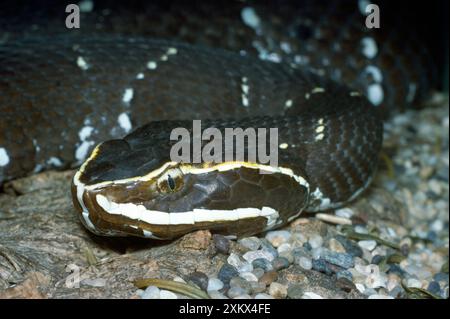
[0,0,437,239]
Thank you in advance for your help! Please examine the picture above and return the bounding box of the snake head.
[71,138,309,239]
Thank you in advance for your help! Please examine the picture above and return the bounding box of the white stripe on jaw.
[95,193,280,227]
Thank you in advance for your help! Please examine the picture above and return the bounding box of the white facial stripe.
[96,194,279,226]
[80,161,309,191]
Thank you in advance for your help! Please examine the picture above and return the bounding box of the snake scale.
[0,0,437,238]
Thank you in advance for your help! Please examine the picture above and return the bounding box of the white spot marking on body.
[78,0,94,12]
[241,7,261,30]
[147,61,157,70]
[75,126,95,162]
[33,139,41,153]
[33,164,43,173]
[117,113,132,133]
[136,72,145,80]
[310,188,332,211]
[305,93,311,99]
[311,87,325,94]
[361,37,378,59]
[78,126,94,141]
[406,83,417,103]
[315,133,325,141]
[365,65,383,82]
[75,141,94,162]
[0,148,10,166]
[76,56,89,70]
[284,99,293,108]
[367,83,384,106]
[315,125,325,134]
[160,54,168,61]
[122,88,134,104]
[47,157,63,167]
[279,143,289,149]
[350,91,362,97]
[167,47,178,55]
[241,77,250,107]
[280,42,292,54]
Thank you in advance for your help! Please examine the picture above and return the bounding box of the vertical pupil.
[167,174,176,190]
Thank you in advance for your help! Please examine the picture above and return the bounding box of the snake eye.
[157,169,183,193]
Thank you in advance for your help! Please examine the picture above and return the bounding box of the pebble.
[334,207,354,219]
[287,284,304,299]
[336,270,353,281]
[160,289,178,299]
[188,271,209,291]
[335,235,363,258]
[303,242,313,251]
[233,294,252,299]
[259,271,278,286]
[328,238,346,253]
[297,256,313,270]
[229,277,252,294]
[239,271,259,282]
[337,277,356,292]
[277,243,292,254]
[388,285,405,298]
[268,282,288,298]
[213,234,231,254]
[406,278,423,288]
[320,249,354,269]
[371,255,385,265]
[254,293,274,299]
[250,281,267,294]
[227,287,247,298]
[252,258,273,271]
[140,286,160,299]
[427,281,441,295]
[308,235,324,249]
[207,277,224,292]
[238,236,261,251]
[358,240,377,251]
[243,250,275,263]
[311,247,323,260]
[272,257,290,271]
[265,230,291,247]
[312,258,334,275]
[355,283,365,293]
[208,290,228,299]
[218,263,239,284]
[227,253,253,273]
[368,294,394,299]
[260,239,279,259]
[433,272,449,283]
[252,268,265,279]
[301,292,324,299]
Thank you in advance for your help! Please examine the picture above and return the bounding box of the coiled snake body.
[0,1,435,238]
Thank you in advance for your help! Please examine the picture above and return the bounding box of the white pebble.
[0,148,10,166]
[297,257,313,270]
[239,272,259,282]
[277,243,292,254]
[265,230,291,247]
[308,235,323,249]
[243,250,275,263]
[159,289,178,299]
[301,292,324,299]
[368,294,394,299]
[358,240,377,251]
[141,286,160,299]
[207,278,224,292]
[208,290,228,299]
[254,293,274,299]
